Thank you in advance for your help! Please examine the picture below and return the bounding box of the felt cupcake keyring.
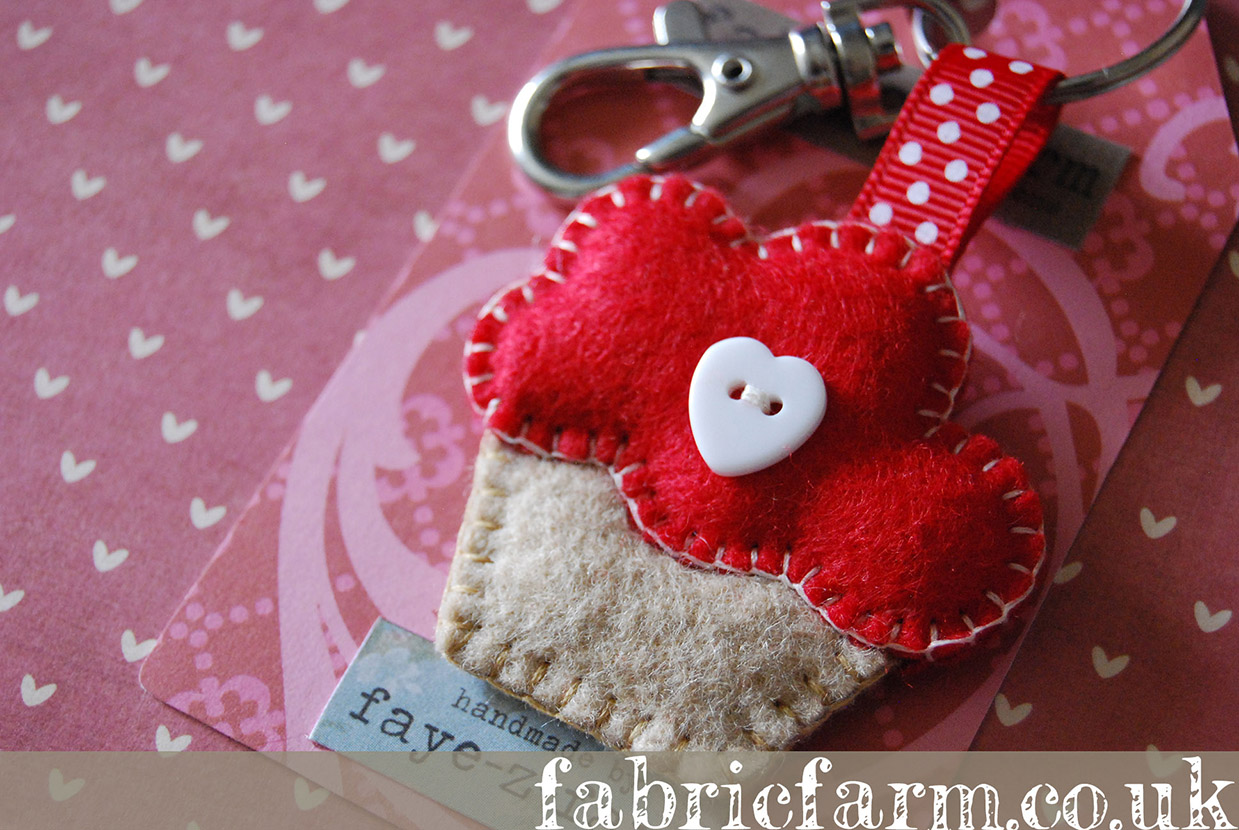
[438,45,1062,749]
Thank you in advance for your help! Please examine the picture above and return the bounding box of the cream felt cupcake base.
[435,434,891,751]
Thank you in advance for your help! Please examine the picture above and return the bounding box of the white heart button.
[688,337,826,477]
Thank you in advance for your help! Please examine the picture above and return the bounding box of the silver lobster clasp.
[508,0,971,198]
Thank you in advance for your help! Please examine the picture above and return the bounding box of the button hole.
[730,383,783,415]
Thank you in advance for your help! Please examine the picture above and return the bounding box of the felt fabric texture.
[466,174,1045,657]
[435,434,890,751]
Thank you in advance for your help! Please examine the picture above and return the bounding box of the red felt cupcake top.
[465,174,1045,658]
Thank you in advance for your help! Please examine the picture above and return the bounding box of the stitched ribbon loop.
[849,44,1063,267]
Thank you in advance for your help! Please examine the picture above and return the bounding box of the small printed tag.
[310,617,606,752]
[792,67,1130,249]
[993,124,1131,249]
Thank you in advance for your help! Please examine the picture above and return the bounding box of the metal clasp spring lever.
[508,0,970,198]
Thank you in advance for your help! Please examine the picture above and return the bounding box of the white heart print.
[688,337,826,477]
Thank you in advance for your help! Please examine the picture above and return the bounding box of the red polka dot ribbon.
[849,45,1063,266]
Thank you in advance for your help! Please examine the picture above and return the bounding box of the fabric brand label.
[992,123,1131,249]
